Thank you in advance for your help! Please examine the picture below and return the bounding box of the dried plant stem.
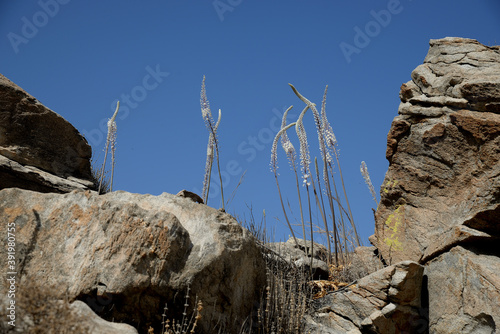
[305,180,314,277]
[314,157,336,266]
[327,160,348,263]
[333,146,361,247]
[210,118,225,211]
[293,165,307,245]
[98,141,110,194]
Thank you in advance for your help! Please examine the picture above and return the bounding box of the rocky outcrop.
[0,73,93,193]
[372,37,500,265]
[0,188,266,333]
[370,37,500,333]
[303,261,426,334]
[2,38,499,334]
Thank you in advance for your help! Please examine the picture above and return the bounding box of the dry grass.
[148,290,203,334]
[90,158,111,194]
[0,280,90,334]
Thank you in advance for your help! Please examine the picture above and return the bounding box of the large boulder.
[0,73,93,193]
[0,188,266,333]
[371,37,500,264]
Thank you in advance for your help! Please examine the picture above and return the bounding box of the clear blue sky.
[1,1,499,246]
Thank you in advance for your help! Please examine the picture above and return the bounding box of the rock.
[349,246,385,278]
[0,188,266,333]
[371,37,500,265]
[0,154,94,193]
[303,261,426,334]
[266,237,330,280]
[0,279,137,333]
[425,245,499,334]
[176,189,204,204]
[69,301,138,334]
[0,73,93,192]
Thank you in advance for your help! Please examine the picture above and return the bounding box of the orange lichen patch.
[3,207,24,223]
[48,208,63,222]
[68,204,93,226]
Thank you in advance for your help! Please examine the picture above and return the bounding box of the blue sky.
[1,1,499,246]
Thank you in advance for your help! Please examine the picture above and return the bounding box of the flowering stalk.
[361,161,378,207]
[291,85,335,265]
[99,101,119,194]
[200,76,224,209]
[270,119,299,247]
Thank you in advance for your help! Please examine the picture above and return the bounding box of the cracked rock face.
[371,37,500,264]
[370,37,500,334]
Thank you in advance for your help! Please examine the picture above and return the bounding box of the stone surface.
[69,301,139,334]
[349,246,385,278]
[302,261,426,334]
[0,154,94,193]
[266,237,330,280]
[0,73,93,192]
[0,188,266,333]
[372,37,500,265]
[426,245,499,334]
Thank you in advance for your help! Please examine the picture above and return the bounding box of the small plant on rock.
[200,76,225,210]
